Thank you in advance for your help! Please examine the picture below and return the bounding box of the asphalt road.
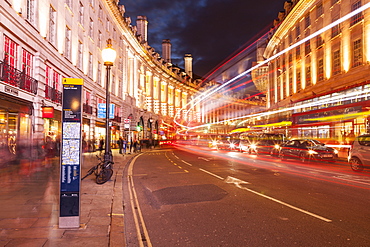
[122,144,370,246]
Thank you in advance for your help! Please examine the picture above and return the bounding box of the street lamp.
[102,39,116,162]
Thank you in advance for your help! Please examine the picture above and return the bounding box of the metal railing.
[0,60,38,95]
[45,84,62,104]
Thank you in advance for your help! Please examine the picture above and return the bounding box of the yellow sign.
[63,78,84,85]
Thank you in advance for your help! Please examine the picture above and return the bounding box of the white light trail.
[175,3,370,130]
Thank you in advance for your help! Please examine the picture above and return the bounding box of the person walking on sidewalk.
[123,138,128,154]
[118,136,124,154]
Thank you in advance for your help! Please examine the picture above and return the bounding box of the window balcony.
[0,60,38,95]
[83,103,93,114]
[45,84,62,104]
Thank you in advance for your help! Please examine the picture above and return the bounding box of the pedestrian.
[99,138,104,154]
[136,140,141,152]
[133,139,137,153]
[118,136,124,154]
[123,138,127,154]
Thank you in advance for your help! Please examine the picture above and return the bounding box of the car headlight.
[308,150,318,155]
[333,149,339,154]
[212,141,217,146]
[230,143,235,148]
[274,144,280,149]
[250,144,257,149]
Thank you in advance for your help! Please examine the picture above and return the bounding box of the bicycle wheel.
[96,168,113,184]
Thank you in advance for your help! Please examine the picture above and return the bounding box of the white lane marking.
[198,157,210,161]
[181,160,193,166]
[199,168,224,180]
[224,176,250,185]
[234,183,332,223]
[128,154,153,247]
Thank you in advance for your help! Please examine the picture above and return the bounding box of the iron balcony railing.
[45,84,62,104]
[83,103,93,114]
[0,60,38,95]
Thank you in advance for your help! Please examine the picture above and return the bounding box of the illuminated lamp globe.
[102,39,117,66]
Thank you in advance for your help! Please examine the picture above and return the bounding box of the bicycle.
[82,155,114,184]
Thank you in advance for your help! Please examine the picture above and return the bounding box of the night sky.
[119,0,287,78]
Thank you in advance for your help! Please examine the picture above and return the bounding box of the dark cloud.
[120,0,287,77]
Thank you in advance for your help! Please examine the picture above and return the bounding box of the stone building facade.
[263,0,370,143]
[0,0,202,159]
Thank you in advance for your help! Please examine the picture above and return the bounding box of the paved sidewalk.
[0,149,137,247]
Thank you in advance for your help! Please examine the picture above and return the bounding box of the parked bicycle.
[82,155,114,184]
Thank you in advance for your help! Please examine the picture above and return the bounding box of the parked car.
[279,138,338,162]
[348,134,370,171]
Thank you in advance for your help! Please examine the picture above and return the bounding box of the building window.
[88,53,93,78]
[107,18,110,33]
[97,62,102,86]
[111,74,115,95]
[98,5,103,20]
[79,2,84,25]
[49,6,56,44]
[332,49,341,75]
[65,27,71,60]
[46,66,51,86]
[78,41,83,69]
[296,68,301,92]
[289,72,293,96]
[296,25,301,40]
[296,46,301,60]
[304,13,311,29]
[316,2,323,19]
[22,49,33,76]
[289,34,293,45]
[53,71,60,91]
[98,31,102,49]
[351,1,363,26]
[353,39,363,67]
[27,0,35,24]
[89,18,94,38]
[306,65,311,87]
[4,36,18,68]
[316,35,324,49]
[288,52,293,65]
[305,41,311,56]
[317,58,324,81]
[65,0,71,8]
[332,0,339,5]
[331,18,340,38]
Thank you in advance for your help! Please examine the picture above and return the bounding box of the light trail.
[186,85,370,130]
[174,3,370,130]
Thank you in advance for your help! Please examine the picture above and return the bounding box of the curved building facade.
[263,0,370,143]
[0,0,201,160]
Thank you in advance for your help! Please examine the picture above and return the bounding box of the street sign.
[97,103,115,119]
[59,78,83,229]
[124,118,130,124]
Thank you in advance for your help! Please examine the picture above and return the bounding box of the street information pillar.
[59,78,83,228]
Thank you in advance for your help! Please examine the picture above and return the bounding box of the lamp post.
[102,39,116,162]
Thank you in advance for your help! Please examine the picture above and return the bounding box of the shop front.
[0,94,33,162]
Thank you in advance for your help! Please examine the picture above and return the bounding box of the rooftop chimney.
[184,54,193,78]
[136,16,148,43]
[162,39,171,63]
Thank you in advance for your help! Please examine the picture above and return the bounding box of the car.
[239,133,285,156]
[348,134,370,172]
[216,137,240,151]
[279,138,338,162]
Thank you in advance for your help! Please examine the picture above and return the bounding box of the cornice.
[265,0,315,57]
